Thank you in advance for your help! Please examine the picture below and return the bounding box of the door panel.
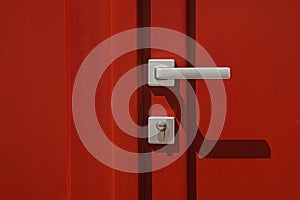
[69,0,138,199]
[0,1,68,199]
[69,1,113,199]
[150,0,191,200]
[1,0,299,199]
[196,0,300,199]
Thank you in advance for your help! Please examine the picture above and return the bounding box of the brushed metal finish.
[148,59,175,86]
[148,59,231,86]
[156,67,230,80]
[148,116,175,144]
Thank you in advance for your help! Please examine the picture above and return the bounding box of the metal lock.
[148,116,175,144]
[147,59,230,144]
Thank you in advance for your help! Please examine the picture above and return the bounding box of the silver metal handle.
[156,67,230,80]
[148,59,231,86]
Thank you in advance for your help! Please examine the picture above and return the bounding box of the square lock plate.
[148,116,175,144]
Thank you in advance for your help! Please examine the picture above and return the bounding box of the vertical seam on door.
[65,0,72,199]
[186,0,197,199]
[137,0,152,199]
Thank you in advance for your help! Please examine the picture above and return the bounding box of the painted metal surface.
[68,0,138,199]
[1,0,300,199]
[150,0,190,199]
[195,0,300,199]
[0,1,68,199]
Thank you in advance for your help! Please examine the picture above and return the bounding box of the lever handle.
[155,67,230,80]
[148,59,231,86]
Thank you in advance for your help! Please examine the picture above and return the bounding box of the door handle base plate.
[148,59,175,86]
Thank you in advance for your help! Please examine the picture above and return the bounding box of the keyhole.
[156,121,167,142]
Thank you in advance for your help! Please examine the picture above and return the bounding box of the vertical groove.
[137,0,152,200]
[186,0,197,199]
[65,0,72,199]
[109,1,115,200]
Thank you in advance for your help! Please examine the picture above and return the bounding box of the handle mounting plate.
[148,59,175,86]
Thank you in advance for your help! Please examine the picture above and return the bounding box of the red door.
[1,0,300,200]
[69,0,300,199]
[0,1,68,199]
[194,1,300,199]
[69,0,138,199]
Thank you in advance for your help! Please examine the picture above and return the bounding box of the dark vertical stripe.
[186,0,197,199]
[66,0,72,199]
[137,0,152,200]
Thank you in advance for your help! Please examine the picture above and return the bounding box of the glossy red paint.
[69,0,138,200]
[196,0,300,199]
[150,0,189,200]
[0,1,68,199]
[1,0,300,199]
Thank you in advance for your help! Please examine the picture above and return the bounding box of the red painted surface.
[69,0,138,200]
[1,0,300,199]
[151,0,189,200]
[196,0,300,199]
[0,1,68,199]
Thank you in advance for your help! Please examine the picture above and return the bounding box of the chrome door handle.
[148,59,231,86]
[156,67,230,79]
